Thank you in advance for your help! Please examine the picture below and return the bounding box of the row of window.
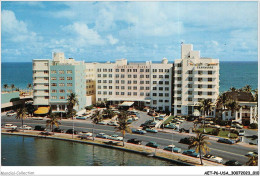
[115,69,150,72]
[176,70,213,75]
[176,91,213,95]
[175,97,213,102]
[51,89,73,93]
[174,84,214,88]
[152,100,170,104]
[51,70,73,74]
[51,96,67,100]
[51,77,73,80]
[153,87,170,91]
[97,69,113,72]
[51,83,73,87]
[176,77,214,82]
[152,93,170,97]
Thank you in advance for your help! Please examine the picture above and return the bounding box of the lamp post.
[172,129,174,153]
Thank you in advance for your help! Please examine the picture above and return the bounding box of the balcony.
[33,79,49,84]
[34,85,49,90]
[34,91,49,96]
[33,72,48,77]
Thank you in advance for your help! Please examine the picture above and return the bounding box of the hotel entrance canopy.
[119,102,135,107]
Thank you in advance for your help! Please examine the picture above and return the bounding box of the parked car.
[109,134,123,141]
[19,125,32,130]
[104,141,120,146]
[53,128,64,133]
[66,129,78,134]
[78,132,92,139]
[163,145,181,153]
[165,124,177,129]
[76,116,87,120]
[132,129,147,134]
[96,133,109,139]
[32,117,44,120]
[245,151,258,157]
[179,137,193,144]
[132,116,139,121]
[224,160,242,166]
[182,150,199,158]
[34,125,46,131]
[97,121,106,125]
[6,110,16,116]
[146,128,158,133]
[4,124,17,129]
[217,138,235,144]
[146,141,159,148]
[203,154,223,163]
[238,130,245,136]
[127,119,133,124]
[107,121,118,126]
[127,138,142,145]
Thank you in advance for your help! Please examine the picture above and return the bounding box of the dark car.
[66,129,78,134]
[182,149,199,158]
[224,160,242,166]
[39,131,52,136]
[179,137,193,144]
[53,128,64,133]
[217,138,235,144]
[127,138,142,145]
[34,125,46,131]
[132,129,147,134]
[146,141,159,148]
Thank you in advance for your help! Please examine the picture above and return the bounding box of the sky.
[1,1,258,62]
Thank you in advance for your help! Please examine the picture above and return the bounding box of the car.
[163,145,181,153]
[39,131,52,136]
[78,132,92,139]
[32,117,44,120]
[104,141,120,146]
[127,138,142,145]
[66,129,78,134]
[224,160,242,166]
[107,121,118,126]
[96,133,109,139]
[217,138,235,144]
[179,137,193,144]
[132,129,147,134]
[165,124,177,129]
[53,128,64,133]
[34,125,46,131]
[132,116,139,121]
[238,130,245,136]
[6,110,16,116]
[203,154,223,163]
[146,141,159,148]
[20,125,32,130]
[127,119,133,124]
[145,128,158,133]
[245,151,258,157]
[4,124,18,129]
[97,121,107,125]
[76,116,87,120]
[109,135,123,141]
[182,150,199,158]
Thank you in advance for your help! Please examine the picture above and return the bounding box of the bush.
[85,105,93,111]
[249,123,258,129]
[211,128,220,136]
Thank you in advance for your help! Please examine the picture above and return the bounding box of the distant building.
[172,44,220,117]
[221,91,258,124]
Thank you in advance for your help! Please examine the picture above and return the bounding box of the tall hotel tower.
[172,44,219,116]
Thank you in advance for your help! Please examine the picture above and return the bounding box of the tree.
[253,89,258,103]
[243,85,252,93]
[226,99,240,119]
[216,93,230,120]
[46,113,60,132]
[246,155,258,166]
[3,84,8,92]
[91,110,103,140]
[199,99,213,119]
[11,84,15,92]
[189,132,211,165]
[27,83,32,90]
[229,87,237,92]
[66,93,79,119]
[16,105,28,130]
[115,111,131,147]
[103,109,115,119]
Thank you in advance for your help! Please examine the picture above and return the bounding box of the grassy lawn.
[163,116,174,125]
[197,127,238,138]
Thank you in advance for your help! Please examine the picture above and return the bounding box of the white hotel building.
[172,44,219,116]
[33,44,219,116]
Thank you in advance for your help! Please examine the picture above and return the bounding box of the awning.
[119,102,134,107]
[34,107,50,115]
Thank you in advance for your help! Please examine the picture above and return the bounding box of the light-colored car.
[107,121,118,126]
[238,130,245,136]
[203,154,223,163]
[109,135,123,141]
[32,117,44,120]
[96,133,109,139]
[7,111,17,116]
[245,151,258,157]
[146,128,158,133]
[4,124,17,129]
[20,125,32,130]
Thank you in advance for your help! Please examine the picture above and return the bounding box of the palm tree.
[10,84,15,92]
[226,99,240,120]
[46,113,60,132]
[115,111,131,147]
[199,99,213,117]
[246,155,258,166]
[27,83,32,94]
[229,87,237,92]
[189,132,211,165]
[243,85,252,93]
[91,110,103,140]
[16,105,28,130]
[103,109,115,119]
[253,89,258,103]
[3,84,8,92]
[66,93,79,119]
[216,93,230,120]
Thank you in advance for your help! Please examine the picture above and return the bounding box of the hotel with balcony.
[172,44,219,117]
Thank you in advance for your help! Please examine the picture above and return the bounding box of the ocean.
[1,61,258,93]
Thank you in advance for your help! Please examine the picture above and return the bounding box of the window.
[188,70,193,74]
[165,100,169,103]
[121,74,125,78]
[198,71,203,75]
[159,75,163,78]
[116,86,119,89]
[140,75,144,78]
[188,97,192,101]
[51,70,56,74]
[146,81,150,84]
[188,77,193,81]
[165,93,169,97]
[140,92,144,96]
[67,90,72,93]
[109,74,112,78]
[177,63,182,67]
[177,90,181,94]
[177,110,181,114]
[60,89,65,93]
[133,92,137,96]
[128,80,132,84]
[153,100,157,105]
[133,69,137,72]
[116,69,119,72]
[165,75,169,78]
[67,70,72,74]
[98,80,101,83]
[208,71,213,75]
[103,74,107,78]
[177,77,182,81]
[59,70,64,74]
[165,69,169,72]
[177,84,182,88]
[109,80,112,83]
[60,96,65,99]
[208,92,213,95]
[165,87,169,91]
[159,100,163,103]
[133,81,137,84]
[153,81,157,84]
[198,84,202,88]
[98,91,101,95]
[109,86,112,89]
[198,78,203,82]
[121,92,125,95]
[177,70,182,74]
[177,97,182,101]
[140,86,144,90]
[165,81,169,85]
[153,93,157,96]
[103,91,107,95]
[103,86,107,89]
[188,84,193,88]
[159,87,163,91]
[51,83,57,86]
[98,74,101,78]
[188,91,192,95]
[115,74,119,78]
[59,77,64,80]
[159,81,163,85]
[59,83,65,87]
[153,87,157,90]
[208,78,213,82]
[208,85,213,89]
[153,69,157,72]
[133,86,137,90]
[198,91,202,95]
[51,77,56,80]
[52,89,57,93]
[109,92,112,95]
[146,93,150,96]
[133,75,137,78]
[128,92,131,96]
[146,87,149,90]
[146,75,149,78]
[67,83,72,87]
[140,69,144,72]
[121,69,125,72]
[51,96,57,99]
[159,93,163,97]
[116,92,119,95]
[103,80,107,83]
[128,75,132,78]
[128,69,132,72]
[140,81,144,84]
[146,69,150,72]
[128,86,131,90]
[159,69,163,72]
[121,80,125,84]
[121,86,125,90]
[67,77,72,80]
[116,80,119,84]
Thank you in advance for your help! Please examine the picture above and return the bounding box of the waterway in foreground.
[1,134,179,166]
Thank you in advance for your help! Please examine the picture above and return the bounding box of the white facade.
[173,44,219,116]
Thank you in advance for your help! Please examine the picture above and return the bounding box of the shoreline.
[1,131,223,166]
